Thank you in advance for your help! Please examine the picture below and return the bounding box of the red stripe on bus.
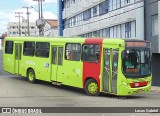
[83,38,103,91]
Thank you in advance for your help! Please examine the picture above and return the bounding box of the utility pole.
[33,0,45,36]
[23,7,32,36]
[15,12,23,37]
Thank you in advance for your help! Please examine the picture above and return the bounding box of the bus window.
[36,42,50,58]
[65,43,81,61]
[122,49,151,77]
[52,47,57,64]
[81,44,100,62]
[23,42,35,56]
[5,41,13,54]
[58,47,63,65]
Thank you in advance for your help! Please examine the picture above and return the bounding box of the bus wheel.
[27,69,36,83]
[85,79,100,96]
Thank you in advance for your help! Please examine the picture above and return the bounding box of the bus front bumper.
[118,83,151,96]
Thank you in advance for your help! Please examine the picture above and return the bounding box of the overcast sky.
[0,0,58,35]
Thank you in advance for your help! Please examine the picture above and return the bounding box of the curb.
[151,86,160,93]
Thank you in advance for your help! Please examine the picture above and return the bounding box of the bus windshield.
[122,48,151,78]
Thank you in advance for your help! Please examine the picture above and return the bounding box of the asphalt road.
[0,50,160,116]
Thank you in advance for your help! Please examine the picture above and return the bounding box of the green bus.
[3,37,152,96]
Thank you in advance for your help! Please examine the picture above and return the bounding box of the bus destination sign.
[126,42,150,48]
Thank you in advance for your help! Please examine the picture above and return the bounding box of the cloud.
[11,8,57,22]
[0,11,11,33]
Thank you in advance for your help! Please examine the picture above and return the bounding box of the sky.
[0,0,58,35]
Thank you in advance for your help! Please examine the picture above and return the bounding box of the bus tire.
[27,69,36,83]
[85,79,100,96]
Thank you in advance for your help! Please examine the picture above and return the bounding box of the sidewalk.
[151,86,160,92]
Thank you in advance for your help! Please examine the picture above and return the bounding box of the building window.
[23,42,35,56]
[152,15,158,36]
[126,0,130,4]
[65,43,81,61]
[99,0,108,15]
[63,0,66,8]
[31,26,35,29]
[100,28,109,37]
[13,32,17,34]
[71,0,76,4]
[92,6,97,17]
[65,19,69,28]
[73,17,76,26]
[36,42,50,58]
[93,31,100,37]
[125,22,131,38]
[66,0,70,8]
[82,44,100,62]
[83,9,91,20]
[5,41,13,54]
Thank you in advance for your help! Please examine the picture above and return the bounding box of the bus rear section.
[3,40,17,74]
[102,39,152,96]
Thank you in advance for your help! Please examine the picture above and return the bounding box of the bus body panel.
[82,38,103,90]
[3,54,15,74]
[62,60,83,88]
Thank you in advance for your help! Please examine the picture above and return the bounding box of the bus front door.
[51,46,63,83]
[14,43,22,74]
[103,49,118,94]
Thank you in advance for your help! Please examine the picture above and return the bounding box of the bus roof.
[5,37,126,45]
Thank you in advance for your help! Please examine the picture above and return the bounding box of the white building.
[7,20,37,37]
[61,0,144,39]
[7,19,58,37]
[44,19,58,37]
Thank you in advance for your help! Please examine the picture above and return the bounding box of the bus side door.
[103,48,118,94]
[14,43,22,74]
[51,46,63,82]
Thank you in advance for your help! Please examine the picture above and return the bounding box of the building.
[145,0,159,53]
[144,0,160,86]
[44,19,58,37]
[7,20,37,37]
[0,33,7,49]
[7,19,58,37]
[59,0,144,39]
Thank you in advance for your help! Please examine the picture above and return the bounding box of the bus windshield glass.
[122,48,151,78]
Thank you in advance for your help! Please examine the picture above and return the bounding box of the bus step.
[52,81,61,86]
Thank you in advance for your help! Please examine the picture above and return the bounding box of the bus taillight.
[129,81,148,88]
